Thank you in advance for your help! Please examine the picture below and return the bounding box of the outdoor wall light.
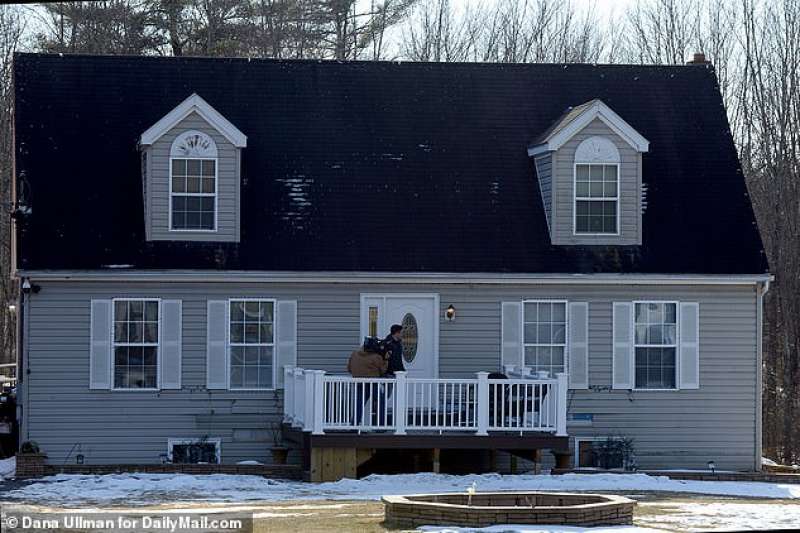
[7,303,15,313]
[445,305,456,321]
[707,461,716,473]
[76,454,84,465]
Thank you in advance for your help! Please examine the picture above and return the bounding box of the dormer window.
[170,131,218,231]
[528,99,648,246]
[574,136,621,235]
[139,93,246,242]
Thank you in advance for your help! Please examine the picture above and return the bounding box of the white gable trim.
[528,100,649,156]
[140,93,247,148]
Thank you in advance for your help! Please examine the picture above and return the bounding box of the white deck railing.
[283,368,568,436]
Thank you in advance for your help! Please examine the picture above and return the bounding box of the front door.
[360,294,438,381]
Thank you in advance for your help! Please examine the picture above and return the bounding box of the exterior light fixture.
[445,305,456,322]
[76,454,84,465]
[7,303,15,313]
[707,461,716,473]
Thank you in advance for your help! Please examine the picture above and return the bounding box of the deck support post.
[432,448,441,473]
[312,370,326,435]
[394,371,407,435]
[476,372,489,436]
[556,373,568,436]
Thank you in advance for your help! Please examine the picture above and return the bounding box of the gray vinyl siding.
[551,118,642,245]
[533,154,552,231]
[145,112,240,242]
[22,280,757,470]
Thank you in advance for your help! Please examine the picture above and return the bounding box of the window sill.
[110,388,161,392]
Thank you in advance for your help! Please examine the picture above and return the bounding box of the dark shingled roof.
[13,53,767,274]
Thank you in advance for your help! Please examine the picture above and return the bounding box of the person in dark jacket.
[384,324,405,376]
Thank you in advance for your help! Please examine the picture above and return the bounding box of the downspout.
[755,277,771,471]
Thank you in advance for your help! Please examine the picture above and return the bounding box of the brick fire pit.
[382,491,636,528]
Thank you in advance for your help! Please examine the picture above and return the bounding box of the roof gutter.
[16,270,774,286]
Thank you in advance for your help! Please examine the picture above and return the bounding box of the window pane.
[230,346,244,365]
[244,366,259,388]
[259,366,273,389]
[539,303,551,321]
[576,182,590,197]
[576,201,590,216]
[261,302,275,322]
[576,216,590,233]
[665,304,677,324]
[524,323,537,343]
[604,165,617,181]
[144,323,158,343]
[187,177,202,193]
[537,324,551,343]
[201,212,214,229]
[187,159,201,175]
[230,366,243,388]
[604,181,617,197]
[172,159,187,176]
[260,323,274,343]
[552,323,566,343]
[202,177,215,193]
[589,181,604,197]
[202,160,216,176]
[551,346,565,369]
[245,323,260,343]
[231,301,245,321]
[172,176,186,193]
[576,165,590,180]
[552,303,566,322]
[590,165,603,180]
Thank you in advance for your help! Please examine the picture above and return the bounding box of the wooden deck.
[283,424,569,481]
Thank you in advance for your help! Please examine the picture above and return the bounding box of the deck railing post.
[303,369,316,432]
[284,366,294,423]
[556,373,568,436]
[394,371,407,435]
[312,370,326,435]
[476,372,490,436]
[293,368,304,428]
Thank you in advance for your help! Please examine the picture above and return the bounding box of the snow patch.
[419,526,661,533]
[3,472,800,505]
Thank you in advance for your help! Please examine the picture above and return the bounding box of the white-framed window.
[170,158,217,231]
[634,301,678,390]
[228,299,276,390]
[574,163,619,234]
[168,129,219,232]
[167,437,221,464]
[113,298,160,390]
[522,300,567,377]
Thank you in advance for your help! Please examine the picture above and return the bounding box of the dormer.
[528,99,648,246]
[139,94,246,242]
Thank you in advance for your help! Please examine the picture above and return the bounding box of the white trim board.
[18,270,773,285]
[528,99,649,156]
[140,93,247,148]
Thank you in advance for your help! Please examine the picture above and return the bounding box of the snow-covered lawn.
[2,472,800,505]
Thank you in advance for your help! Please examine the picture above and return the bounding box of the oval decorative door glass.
[401,313,419,363]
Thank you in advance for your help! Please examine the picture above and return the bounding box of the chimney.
[687,52,711,65]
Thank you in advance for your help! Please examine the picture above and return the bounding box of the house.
[11,53,770,480]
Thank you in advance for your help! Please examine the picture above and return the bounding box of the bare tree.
[0,6,23,366]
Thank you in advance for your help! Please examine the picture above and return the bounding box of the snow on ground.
[637,501,800,531]
[419,526,661,533]
[0,456,14,480]
[2,472,800,505]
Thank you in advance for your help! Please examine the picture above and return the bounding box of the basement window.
[168,438,221,464]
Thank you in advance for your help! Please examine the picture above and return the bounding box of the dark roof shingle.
[13,54,767,274]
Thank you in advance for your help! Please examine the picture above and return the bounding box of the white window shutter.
[275,300,298,388]
[206,300,229,390]
[568,302,589,389]
[89,299,113,390]
[501,301,523,370]
[160,300,182,390]
[612,302,634,389]
[679,302,700,389]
